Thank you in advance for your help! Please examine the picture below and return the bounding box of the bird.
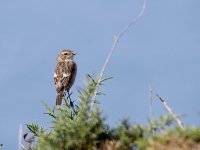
[54,49,77,105]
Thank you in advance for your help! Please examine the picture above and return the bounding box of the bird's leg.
[67,90,76,114]
[62,91,70,107]
[67,90,73,106]
[63,91,66,97]
[67,90,72,101]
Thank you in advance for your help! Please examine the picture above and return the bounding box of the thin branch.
[90,0,148,111]
[155,94,185,130]
[18,124,22,150]
[21,144,27,150]
[149,83,153,123]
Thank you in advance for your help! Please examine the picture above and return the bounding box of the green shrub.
[25,76,200,150]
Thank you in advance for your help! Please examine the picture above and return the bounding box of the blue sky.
[0,0,200,149]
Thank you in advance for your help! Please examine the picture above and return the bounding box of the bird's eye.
[64,53,68,55]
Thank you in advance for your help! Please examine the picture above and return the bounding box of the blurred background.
[0,0,200,149]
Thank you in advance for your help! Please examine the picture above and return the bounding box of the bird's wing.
[64,61,77,90]
[54,60,76,92]
[63,61,77,90]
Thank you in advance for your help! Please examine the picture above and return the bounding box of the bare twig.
[21,144,27,150]
[149,84,155,135]
[149,83,153,123]
[155,94,185,130]
[18,124,22,150]
[90,0,148,111]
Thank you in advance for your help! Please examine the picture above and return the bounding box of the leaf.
[87,74,96,84]
[96,92,106,96]
[100,77,114,83]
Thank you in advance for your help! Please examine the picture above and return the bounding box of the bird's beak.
[72,52,77,55]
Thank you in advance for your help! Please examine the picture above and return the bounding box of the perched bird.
[54,49,77,105]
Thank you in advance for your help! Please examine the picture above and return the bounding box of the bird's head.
[60,49,76,60]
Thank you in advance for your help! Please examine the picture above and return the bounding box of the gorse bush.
[26,75,112,150]
[139,127,200,150]
[25,75,200,150]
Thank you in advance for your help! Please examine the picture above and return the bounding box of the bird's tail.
[56,91,63,105]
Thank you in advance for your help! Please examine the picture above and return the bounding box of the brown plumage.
[54,49,77,105]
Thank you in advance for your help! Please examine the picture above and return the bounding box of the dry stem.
[90,0,148,111]
[18,124,22,150]
[155,94,185,130]
[149,83,153,123]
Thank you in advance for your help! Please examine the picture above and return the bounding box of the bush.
[25,76,200,150]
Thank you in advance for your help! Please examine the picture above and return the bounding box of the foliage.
[26,75,111,150]
[135,125,200,150]
[139,128,200,150]
[110,119,143,150]
[25,76,200,150]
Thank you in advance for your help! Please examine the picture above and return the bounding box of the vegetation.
[23,75,200,150]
